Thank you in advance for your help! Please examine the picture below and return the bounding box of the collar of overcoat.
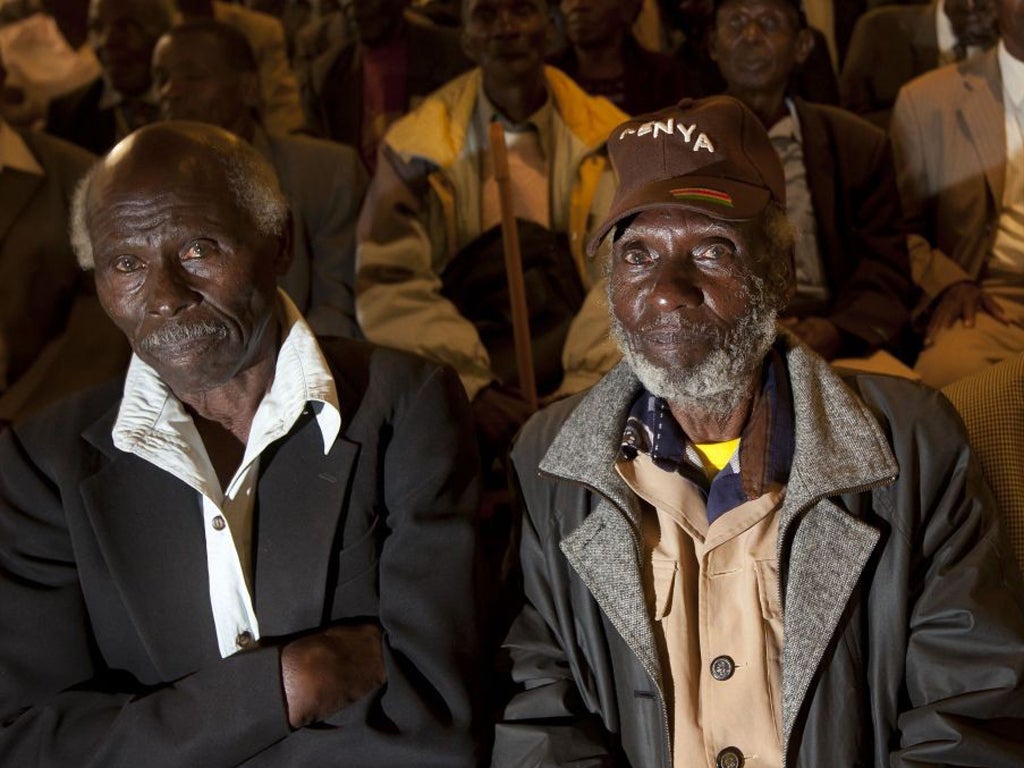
[538,332,898,752]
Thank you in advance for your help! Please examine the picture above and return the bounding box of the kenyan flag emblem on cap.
[670,187,734,207]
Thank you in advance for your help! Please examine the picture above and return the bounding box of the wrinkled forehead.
[87,141,234,226]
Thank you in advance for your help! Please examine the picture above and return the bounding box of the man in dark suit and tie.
[0,121,488,766]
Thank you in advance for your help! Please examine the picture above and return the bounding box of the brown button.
[716,746,744,768]
[710,655,735,681]
[212,515,226,531]
[236,630,255,649]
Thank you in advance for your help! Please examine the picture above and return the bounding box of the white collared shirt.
[989,41,1024,279]
[476,86,553,233]
[111,292,341,658]
[768,100,829,305]
[0,121,43,176]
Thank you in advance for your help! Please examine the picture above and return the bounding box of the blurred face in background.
[560,0,634,49]
[151,30,259,139]
[88,0,174,97]
[462,0,551,87]
[352,0,408,47]
[945,0,1000,50]
[711,0,811,95]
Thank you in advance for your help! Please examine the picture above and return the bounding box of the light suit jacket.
[890,47,1006,304]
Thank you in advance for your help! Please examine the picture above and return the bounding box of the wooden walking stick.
[488,120,538,411]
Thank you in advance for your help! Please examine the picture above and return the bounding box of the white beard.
[609,275,779,421]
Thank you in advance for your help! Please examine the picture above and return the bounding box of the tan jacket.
[355,67,626,399]
[890,48,1006,304]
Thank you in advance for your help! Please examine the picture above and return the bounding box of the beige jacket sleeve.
[890,83,974,302]
[555,154,621,398]
[356,144,495,400]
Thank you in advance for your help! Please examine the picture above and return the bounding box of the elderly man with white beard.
[490,95,1024,768]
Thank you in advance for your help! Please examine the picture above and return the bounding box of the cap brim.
[586,176,772,257]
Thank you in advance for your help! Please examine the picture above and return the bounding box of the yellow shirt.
[693,437,741,479]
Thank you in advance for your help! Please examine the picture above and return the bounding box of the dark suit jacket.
[0,128,91,391]
[44,77,117,156]
[303,15,472,158]
[549,35,686,116]
[0,128,129,423]
[0,338,487,766]
[255,129,368,339]
[840,2,939,129]
[793,98,913,353]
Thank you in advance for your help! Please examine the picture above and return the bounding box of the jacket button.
[710,655,735,681]
[716,746,744,768]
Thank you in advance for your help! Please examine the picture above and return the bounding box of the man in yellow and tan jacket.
[355,0,626,457]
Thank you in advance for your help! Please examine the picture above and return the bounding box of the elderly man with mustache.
[491,96,1024,768]
[0,121,489,767]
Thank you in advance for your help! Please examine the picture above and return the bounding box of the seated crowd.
[1,0,1024,766]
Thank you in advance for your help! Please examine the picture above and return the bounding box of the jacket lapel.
[543,343,901,749]
[0,170,43,245]
[560,497,662,689]
[541,363,664,687]
[775,340,897,750]
[957,49,1007,205]
[79,406,219,678]
[794,99,837,270]
[252,411,359,636]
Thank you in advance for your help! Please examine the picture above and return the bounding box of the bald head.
[71,121,289,269]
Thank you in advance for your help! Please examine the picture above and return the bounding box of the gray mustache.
[138,320,229,353]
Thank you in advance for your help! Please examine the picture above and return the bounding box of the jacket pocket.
[651,558,677,620]
[329,515,381,617]
[755,557,784,738]
[755,558,782,622]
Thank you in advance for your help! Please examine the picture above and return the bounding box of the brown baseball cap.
[587,95,786,256]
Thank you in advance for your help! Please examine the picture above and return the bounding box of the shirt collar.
[475,80,553,161]
[936,0,957,57]
[767,97,802,144]
[999,39,1024,109]
[113,290,342,463]
[0,121,43,176]
[619,344,795,523]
